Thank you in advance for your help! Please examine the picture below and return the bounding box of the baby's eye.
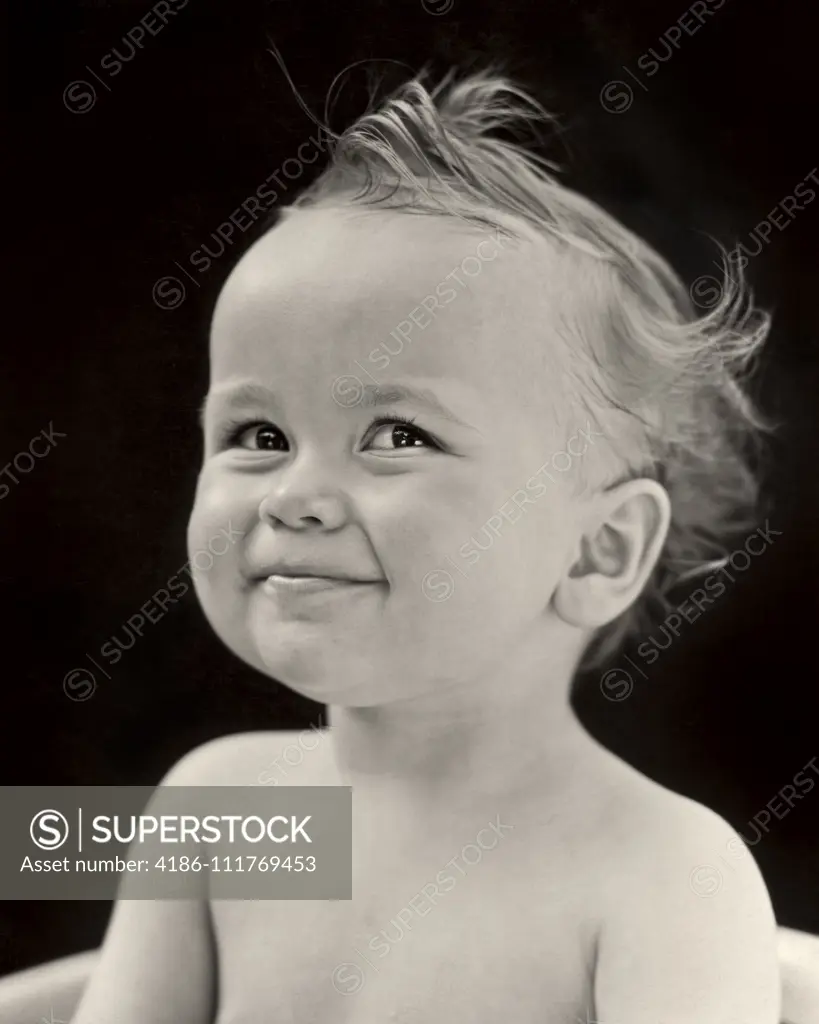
[364,418,440,453]
[226,421,288,452]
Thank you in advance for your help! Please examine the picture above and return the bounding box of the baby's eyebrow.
[199,380,478,431]
[359,384,473,429]
[199,382,277,427]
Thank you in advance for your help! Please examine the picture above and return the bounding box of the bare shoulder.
[586,750,780,1022]
[165,726,334,787]
[590,753,772,908]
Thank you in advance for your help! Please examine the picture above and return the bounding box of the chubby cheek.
[386,472,574,656]
[186,469,253,605]
[361,473,477,588]
[367,471,557,644]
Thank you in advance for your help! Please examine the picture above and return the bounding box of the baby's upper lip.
[252,561,381,584]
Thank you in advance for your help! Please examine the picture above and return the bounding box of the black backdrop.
[3,0,818,974]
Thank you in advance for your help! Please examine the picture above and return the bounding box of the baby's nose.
[257,460,348,531]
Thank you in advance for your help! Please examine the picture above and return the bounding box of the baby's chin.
[205,606,477,706]
[244,630,450,708]
[236,628,381,704]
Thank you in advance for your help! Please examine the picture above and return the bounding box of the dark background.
[3,0,818,975]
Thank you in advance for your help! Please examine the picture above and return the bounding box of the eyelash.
[219,418,278,449]
[365,414,441,451]
[218,414,442,452]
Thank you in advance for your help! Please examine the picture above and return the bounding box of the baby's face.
[189,205,592,705]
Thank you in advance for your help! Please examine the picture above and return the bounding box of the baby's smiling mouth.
[261,574,379,596]
[249,560,384,594]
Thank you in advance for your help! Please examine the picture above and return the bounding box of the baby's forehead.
[210,205,594,415]
[216,204,579,332]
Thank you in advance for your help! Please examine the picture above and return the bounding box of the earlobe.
[553,478,671,630]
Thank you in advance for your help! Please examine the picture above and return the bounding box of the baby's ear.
[553,478,671,629]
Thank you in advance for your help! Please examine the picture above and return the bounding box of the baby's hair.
[279,63,774,669]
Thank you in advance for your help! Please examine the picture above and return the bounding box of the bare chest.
[210,839,598,1024]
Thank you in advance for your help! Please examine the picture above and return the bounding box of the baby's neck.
[327,637,593,814]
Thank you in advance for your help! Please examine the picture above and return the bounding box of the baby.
[73,70,782,1022]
